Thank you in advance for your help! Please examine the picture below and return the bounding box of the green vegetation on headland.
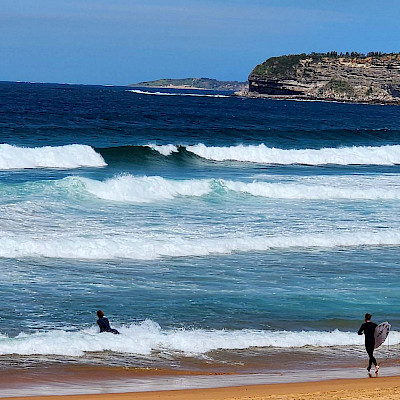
[324,79,354,95]
[251,52,400,78]
[129,78,247,91]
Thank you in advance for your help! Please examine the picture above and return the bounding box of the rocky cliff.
[246,53,400,104]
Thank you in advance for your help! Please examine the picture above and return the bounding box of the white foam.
[128,89,229,98]
[77,175,211,203]
[2,230,400,260]
[57,176,400,202]
[0,144,106,170]
[6,175,400,203]
[147,144,179,156]
[0,321,398,357]
[224,180,400,200]
[185,143,400,165]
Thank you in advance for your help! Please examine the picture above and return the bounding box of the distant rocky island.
[129,78,247,92]
[242,52,400,104]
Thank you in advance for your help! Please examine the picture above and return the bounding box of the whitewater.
[1,320,399,357]
[1,82,399,373]
[2,143,400,170]
[4,174,400,203]
[2,230,400,260]
[0,144,106,169]
[148,143,400,165]
[129,89,230,98]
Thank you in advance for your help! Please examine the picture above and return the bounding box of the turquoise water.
[0,82,399,369]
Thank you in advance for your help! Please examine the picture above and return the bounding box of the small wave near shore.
[2,230,400,260]
[1,320,398,357]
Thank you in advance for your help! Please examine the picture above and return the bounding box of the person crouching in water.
[358,313,379,373]
[96,310,120,334]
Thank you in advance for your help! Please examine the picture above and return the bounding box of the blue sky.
[1,0,399,85]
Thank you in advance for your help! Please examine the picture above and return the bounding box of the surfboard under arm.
[374,321,391,349]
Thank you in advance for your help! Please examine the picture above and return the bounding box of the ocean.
[0,81,399,381]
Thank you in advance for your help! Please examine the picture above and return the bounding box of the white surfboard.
[374,321,391,349]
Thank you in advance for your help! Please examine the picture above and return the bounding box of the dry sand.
[3,375,400,400]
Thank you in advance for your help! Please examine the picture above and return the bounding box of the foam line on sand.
[1,367,400,399]
[2,375,400,400]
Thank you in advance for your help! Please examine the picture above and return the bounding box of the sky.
[1,0,400,85]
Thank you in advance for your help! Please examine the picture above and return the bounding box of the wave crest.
[62,175,400,202]
[78,175,211,203]
[0,144,106,170]
[181,144,400,165]
[4,175,400,204]
[2,230,400,260]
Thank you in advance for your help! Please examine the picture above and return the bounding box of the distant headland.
[241,52,400,105]
[129,78,247,92]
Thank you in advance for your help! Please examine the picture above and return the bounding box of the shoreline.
[235,91,400,106]
[1,364,399,398]
[2,375,400,399]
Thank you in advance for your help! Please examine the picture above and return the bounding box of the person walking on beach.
[358,313,379,373]
[96,310,120,334]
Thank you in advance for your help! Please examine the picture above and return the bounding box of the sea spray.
[147,144,179,156]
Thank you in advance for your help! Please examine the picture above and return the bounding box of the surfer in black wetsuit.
[358,313,379,373]
[96,310,120,334]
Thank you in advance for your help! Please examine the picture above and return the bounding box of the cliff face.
[247,54,400,104]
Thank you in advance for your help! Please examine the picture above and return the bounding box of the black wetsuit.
[358,321,377,370]
[97,317,119,334]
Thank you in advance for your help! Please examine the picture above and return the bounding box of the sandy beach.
[2,375,399,400]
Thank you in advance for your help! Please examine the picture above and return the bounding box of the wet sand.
[0,352,398,398]
[0,362,399,399]
[2,375,400,400]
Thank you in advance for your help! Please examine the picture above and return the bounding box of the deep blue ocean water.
[0,82,399,370]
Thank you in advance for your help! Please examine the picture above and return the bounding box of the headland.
[240,52,400,105]
[128,77,247,91]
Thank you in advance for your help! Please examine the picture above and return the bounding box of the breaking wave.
[0,320,397,357]
[5,175,400,203]
[0,144,106,170]
[185,143,400,165]
[2,230,400,260]
[97,144,400,166]
[77,175,211,203]
[147,143,179,156]
[63,175,400,203]
[128,89,230,98]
